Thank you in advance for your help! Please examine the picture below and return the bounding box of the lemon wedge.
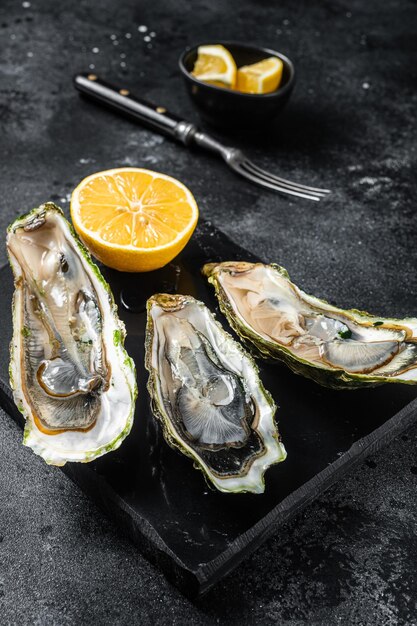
[192,44,237,88]
[236,57,283,94]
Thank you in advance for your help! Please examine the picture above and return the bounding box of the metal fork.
[74,73,330,202]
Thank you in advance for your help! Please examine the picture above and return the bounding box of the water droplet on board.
[120,264,181,313]
[138,25,147,33]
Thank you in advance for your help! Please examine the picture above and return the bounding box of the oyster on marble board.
[203,261,417,390]
[7,203,137,465]
[145,293,286,493]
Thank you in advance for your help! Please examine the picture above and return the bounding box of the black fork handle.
[73,73,193,142]
[73,73,230,158]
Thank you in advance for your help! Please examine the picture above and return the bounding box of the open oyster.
[7,203,137,465]
[203,262,417,390]
[145,293,286,493]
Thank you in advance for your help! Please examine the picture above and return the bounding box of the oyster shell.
[7,203,137,465]
[203,262,417,390]
[145,293,286,493]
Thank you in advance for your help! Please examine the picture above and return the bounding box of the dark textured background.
[1,0,417,623]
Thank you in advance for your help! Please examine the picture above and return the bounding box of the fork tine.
[234,162,321,201]
[244,160,331,196]
[241,163,325,200]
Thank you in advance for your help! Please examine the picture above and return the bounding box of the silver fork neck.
[193,131,231,160]
[174,122,232,160]
[174,121,197,146]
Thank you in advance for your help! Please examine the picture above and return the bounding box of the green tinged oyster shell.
[203,262,417,390]
[7,203,137,465]
[145,293,286,494]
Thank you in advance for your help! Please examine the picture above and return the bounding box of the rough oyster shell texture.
[145,293,286,493]
[7,203,137,465]
[203,262,417,390]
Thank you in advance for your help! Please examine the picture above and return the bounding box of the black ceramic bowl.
[179,41,295,129]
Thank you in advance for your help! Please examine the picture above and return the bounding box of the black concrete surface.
[1,0,417,623]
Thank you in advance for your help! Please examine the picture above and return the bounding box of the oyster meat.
[203,262,417,389]
[7,203,137,465]
[145,293,286,493]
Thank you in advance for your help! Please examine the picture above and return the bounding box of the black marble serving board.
[1,219,417,598]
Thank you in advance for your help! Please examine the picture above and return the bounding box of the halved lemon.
[236,57,283,94]
[70,168,199,272]
[192,44,237,88]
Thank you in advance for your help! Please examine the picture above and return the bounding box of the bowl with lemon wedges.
[179,41,295,129]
